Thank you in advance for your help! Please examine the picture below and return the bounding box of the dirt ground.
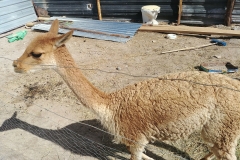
[1,24,240,160]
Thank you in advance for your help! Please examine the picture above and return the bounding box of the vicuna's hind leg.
[210,142,237,160]
[201,128,239,160]
[200,152,214,160]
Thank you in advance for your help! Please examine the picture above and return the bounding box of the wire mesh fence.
[1,56,240,160]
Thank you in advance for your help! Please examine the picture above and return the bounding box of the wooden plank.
[139,25,240,36]
[177,0,183,25]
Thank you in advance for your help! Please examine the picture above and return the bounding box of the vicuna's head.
[13,19,73,73]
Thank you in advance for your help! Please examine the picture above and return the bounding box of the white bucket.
[141,5,160,25]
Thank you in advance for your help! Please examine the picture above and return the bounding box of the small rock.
[152,40,156,43]
[205,36,210,40]
[116,67,121,70]
[213,55,221,59]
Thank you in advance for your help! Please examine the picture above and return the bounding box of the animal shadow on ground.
[0,112,193,160]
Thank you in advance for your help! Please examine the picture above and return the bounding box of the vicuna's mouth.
[13,60,25,73]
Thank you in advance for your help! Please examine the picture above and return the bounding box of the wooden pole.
[97,0,102,20]
[161,43,216,54]
[177,0,183,25]
[225,0,236,26]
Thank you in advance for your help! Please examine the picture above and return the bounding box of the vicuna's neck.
[53,45,110,116]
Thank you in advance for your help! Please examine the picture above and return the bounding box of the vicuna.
[13,19,240,160]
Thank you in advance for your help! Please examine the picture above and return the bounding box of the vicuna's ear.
[49,19,59,35]
[54,30,73,47]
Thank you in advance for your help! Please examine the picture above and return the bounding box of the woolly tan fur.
[13,20,240,160]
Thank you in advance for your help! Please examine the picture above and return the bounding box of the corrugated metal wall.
[32,0,179,23]
[33,0,95,18]
[0,0,37,34]
[32,0,240,25]
[181,0,227,25]
[99,0,178,22]
[232,0,240,23]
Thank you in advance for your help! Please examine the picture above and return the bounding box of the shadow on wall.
[0,112,193,160]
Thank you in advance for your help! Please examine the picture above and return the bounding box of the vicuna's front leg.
[128,146,153,160]
[142,153,154,160]
[128,135,152,160]
[129,144,145,160]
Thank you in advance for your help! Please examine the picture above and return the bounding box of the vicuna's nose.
[12,60,18,67]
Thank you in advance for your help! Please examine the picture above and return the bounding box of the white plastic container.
[167,34,177,39]
[141,5,160,25]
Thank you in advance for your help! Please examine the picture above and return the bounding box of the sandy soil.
[1,25,240,160]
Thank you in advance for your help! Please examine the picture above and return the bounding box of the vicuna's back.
[110,71,240,147]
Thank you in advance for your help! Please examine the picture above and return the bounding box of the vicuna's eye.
[30,52,42,58]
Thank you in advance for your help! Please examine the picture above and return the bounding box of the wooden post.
[177,0,183,25]
[97,0,102,20]
[225,0,236,26]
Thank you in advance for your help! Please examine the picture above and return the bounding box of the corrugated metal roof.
[0,0,37,34]
[180,0,227,25]
[32,0,178,23]
[32,17,141,42]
